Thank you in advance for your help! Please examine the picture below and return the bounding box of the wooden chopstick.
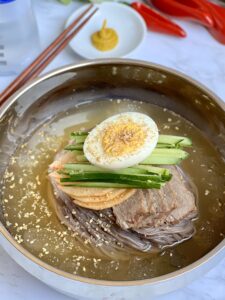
[29,7,98,81]
[0,4,97,106]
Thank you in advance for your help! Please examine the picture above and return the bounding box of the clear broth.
[1,99,225,281]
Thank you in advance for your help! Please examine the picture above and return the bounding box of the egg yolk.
[101,119,147,157]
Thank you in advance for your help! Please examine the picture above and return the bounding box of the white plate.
[65,2,147,59]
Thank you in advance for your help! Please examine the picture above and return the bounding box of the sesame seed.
[205,190,210,196]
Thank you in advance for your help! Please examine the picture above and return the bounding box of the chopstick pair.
[0,4,98,106]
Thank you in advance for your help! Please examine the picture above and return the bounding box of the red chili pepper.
[149,0,225,45]
[204,1,225,44]
[150,0,214,27]
[131,2,186,38]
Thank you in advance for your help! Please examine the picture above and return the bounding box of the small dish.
[65,2,147,59]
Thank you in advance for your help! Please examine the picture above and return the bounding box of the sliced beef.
[113,167,197,230]
[111,167,198,247]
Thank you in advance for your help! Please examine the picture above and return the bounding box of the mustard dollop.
[91,20,118,52]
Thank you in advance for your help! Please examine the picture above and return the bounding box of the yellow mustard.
[91,20,118,51]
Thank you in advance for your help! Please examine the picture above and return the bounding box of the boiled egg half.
[83,112,159,170]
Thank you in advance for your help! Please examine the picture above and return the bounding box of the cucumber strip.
[62,169,148,176]
[64,164,149,175]
[61,169,148,176]
[156,143,177,149]
[64,163,171,177]
[62,164,171,181]
[60,182,158,189]
[135,165,170,175]
[158,135,192,147]
[66,149,83,156]
[60,172,164,183]
[64,144,83,151]
[140,149,188,165]
[135,165,172,179]
[76,154,88,162]
[70,135,87,144]
[151,148,189,156]
[75,150,188,165]
[71,132,88,137]
[61,178,162,189]
[141,157,183,165]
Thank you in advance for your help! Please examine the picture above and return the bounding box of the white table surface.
[1,0,225,299]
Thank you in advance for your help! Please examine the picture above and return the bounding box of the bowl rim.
[0,58,225,287]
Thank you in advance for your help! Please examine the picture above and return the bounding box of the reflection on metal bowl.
[0,59,225,300]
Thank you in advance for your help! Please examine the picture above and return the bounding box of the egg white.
[83,112,159,170]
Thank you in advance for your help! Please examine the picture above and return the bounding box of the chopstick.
[0,4,98,106]
[29,7,98,80]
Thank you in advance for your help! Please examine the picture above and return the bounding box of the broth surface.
[1,99,225,280]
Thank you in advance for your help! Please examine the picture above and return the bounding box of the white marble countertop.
[1,0,225,299]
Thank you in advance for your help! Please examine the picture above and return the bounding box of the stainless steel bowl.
[0,59,225,300]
